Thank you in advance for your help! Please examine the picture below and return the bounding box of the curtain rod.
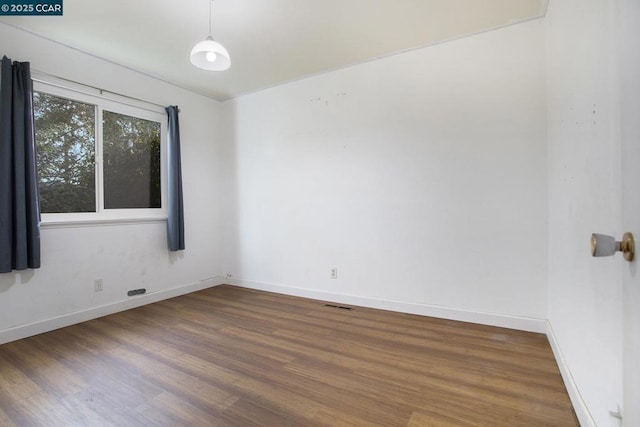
[31,69,179,113]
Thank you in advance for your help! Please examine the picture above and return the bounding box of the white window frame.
[33,80,168,226]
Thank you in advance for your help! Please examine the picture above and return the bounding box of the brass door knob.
[591,232,635,262]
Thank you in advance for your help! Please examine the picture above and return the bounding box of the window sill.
[41,216,167,229]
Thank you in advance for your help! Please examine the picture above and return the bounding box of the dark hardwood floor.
[0,285,578,426]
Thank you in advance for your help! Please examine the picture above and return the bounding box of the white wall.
[0,23,230,342]
[619,0,640,423]
[545,0,624,425]
[225,20,548,330]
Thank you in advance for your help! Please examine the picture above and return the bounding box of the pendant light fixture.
[190,0,230,71]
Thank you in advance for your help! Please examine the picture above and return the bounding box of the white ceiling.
[1,0,548,101]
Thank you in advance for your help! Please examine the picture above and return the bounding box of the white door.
[619,0,640,424]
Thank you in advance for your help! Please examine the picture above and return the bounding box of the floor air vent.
[324,304,354,311]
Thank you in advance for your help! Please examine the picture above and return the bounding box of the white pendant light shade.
[190,0,230,71]
[190,36,230,71]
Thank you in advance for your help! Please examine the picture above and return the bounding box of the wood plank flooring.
[0,285,578,426]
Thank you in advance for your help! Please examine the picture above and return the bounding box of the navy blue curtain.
[0,56,41,273]
[166,105,185,251]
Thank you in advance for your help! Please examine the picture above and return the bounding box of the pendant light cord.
[208,0,212,35]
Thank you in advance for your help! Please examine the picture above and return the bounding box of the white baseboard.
[230,278,547,333]
[0,276,225,345]
[546,320,596,427]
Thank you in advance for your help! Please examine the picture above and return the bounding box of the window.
[103,111,161,209]
[33,81,166,224]
[34,92,96,213]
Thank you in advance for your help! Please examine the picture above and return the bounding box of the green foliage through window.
[34,91,162,214]
[104,111,161,209]
[34,92,96,213]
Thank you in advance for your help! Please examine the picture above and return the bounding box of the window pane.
[103,111,161,209]
[34,92,96,213]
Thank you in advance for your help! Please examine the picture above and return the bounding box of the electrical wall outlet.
[94,278,103,292]
[331,268,338,279]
